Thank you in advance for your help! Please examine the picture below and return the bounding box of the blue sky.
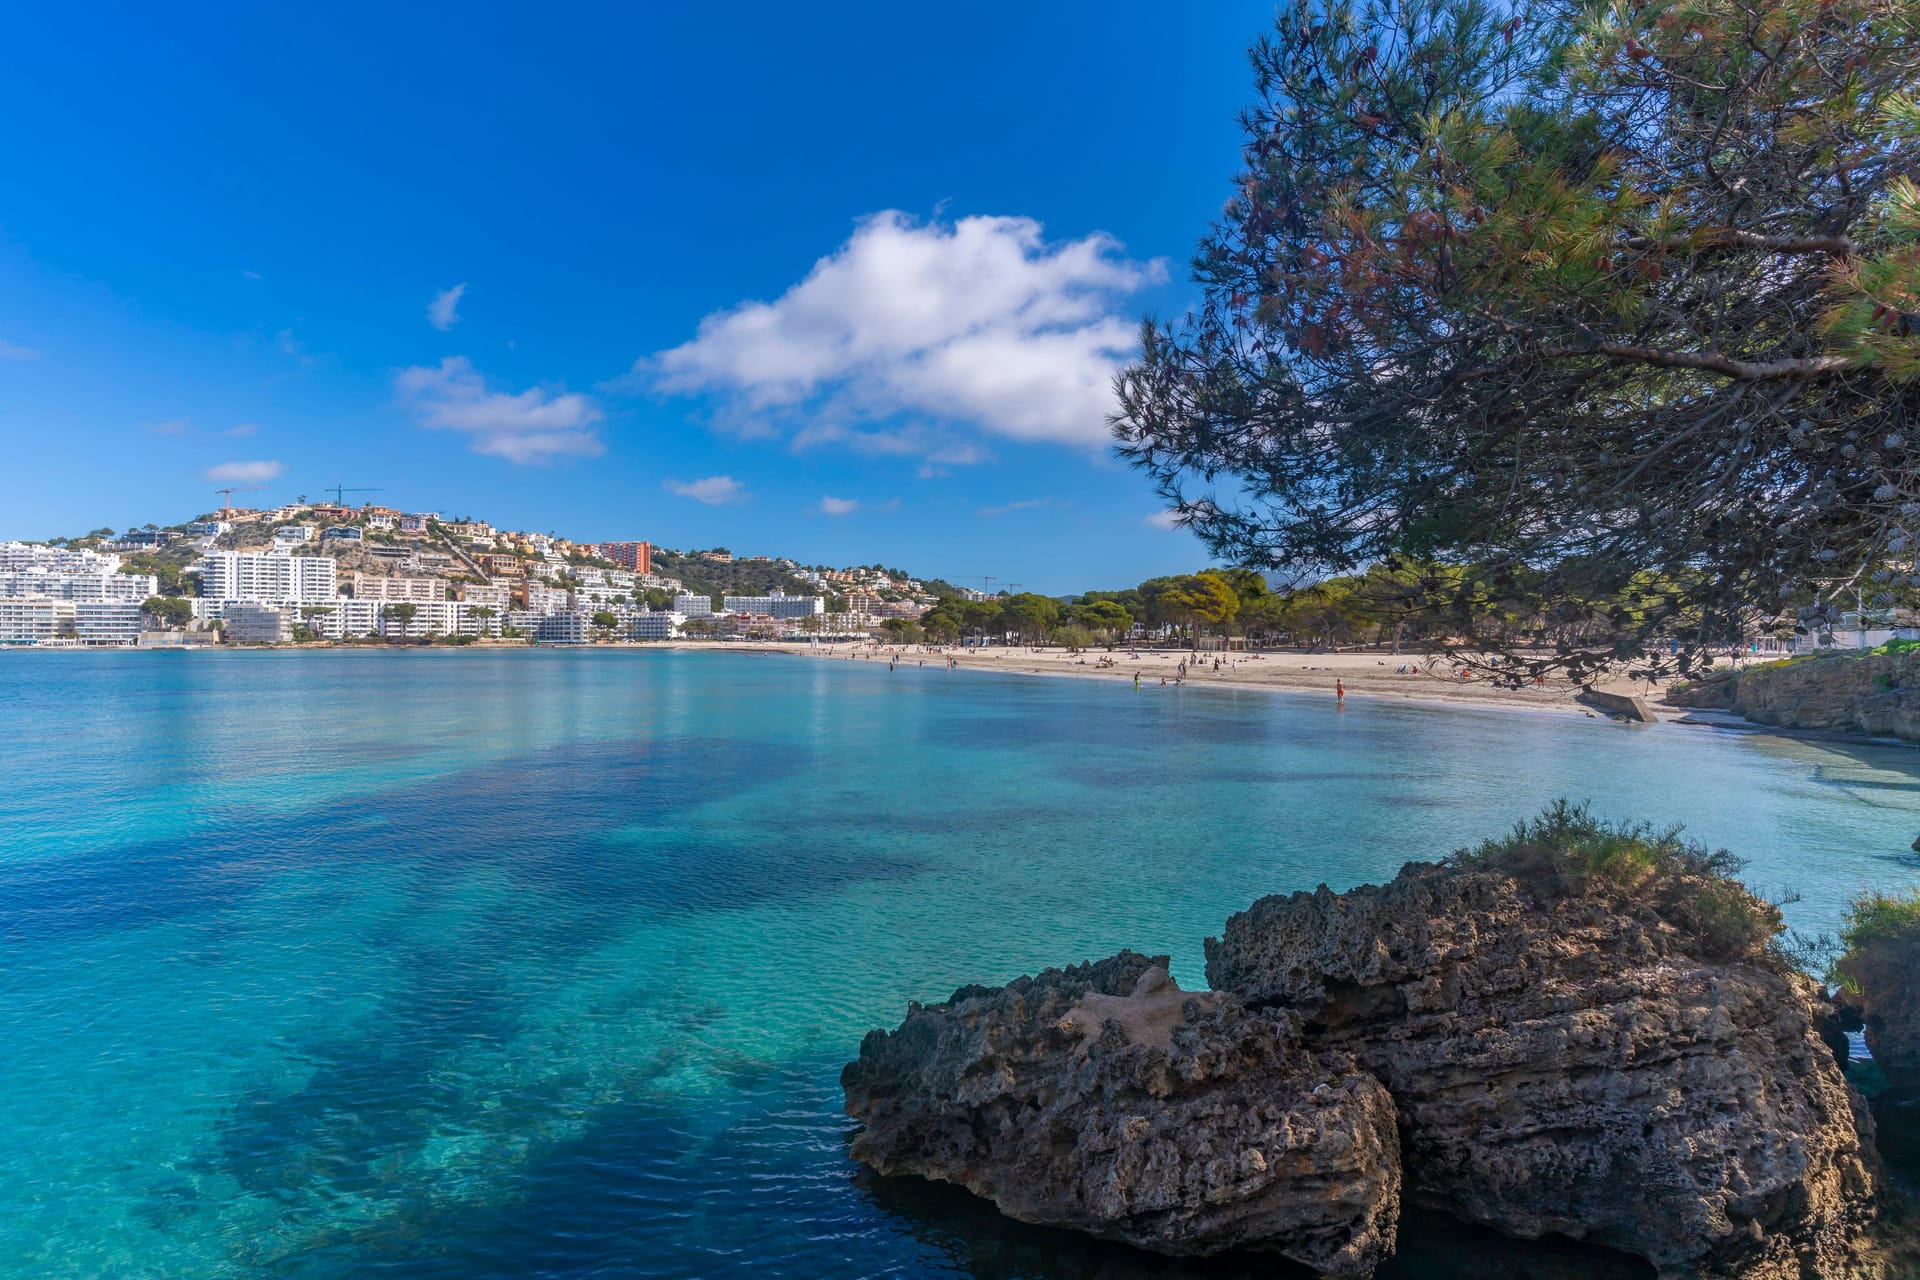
[0,2,1275,591]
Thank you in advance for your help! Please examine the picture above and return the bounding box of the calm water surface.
[4,649,1917,1279]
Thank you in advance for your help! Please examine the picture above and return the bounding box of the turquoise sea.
[4,649,1919,1279]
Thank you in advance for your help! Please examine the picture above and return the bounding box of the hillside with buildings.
[0,499,944,648]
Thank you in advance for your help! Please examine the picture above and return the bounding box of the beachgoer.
[1336,679,1345,702]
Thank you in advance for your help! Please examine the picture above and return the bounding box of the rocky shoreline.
[1669,651,1920,745]
[843,813,1899,1278]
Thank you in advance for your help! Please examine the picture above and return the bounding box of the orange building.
[594,541,652,574]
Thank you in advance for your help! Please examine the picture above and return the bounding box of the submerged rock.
[841,949,1401,1278]
[1207,862,1876,1279]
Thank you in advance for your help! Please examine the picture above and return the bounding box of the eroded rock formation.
[842,950,1402,1278]
[845,853,1881,1279]
[1838,925,1920,1090]
[1838,923,1920,1167]
[1668,650,1920,742]
[1208,864,1877,1279]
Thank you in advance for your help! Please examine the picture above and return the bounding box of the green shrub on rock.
[1448,801,1784,962]
[1833,889,1920,995]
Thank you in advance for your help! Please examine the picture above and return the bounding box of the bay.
[3,648,1917,1278]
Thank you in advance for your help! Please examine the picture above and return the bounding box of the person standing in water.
[1336,678,1345,704]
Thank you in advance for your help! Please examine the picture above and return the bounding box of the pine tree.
[1115,0,1920,676]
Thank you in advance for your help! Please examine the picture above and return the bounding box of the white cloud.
[976,497,1055,518]
[817,495,898,517]
[145,419,191,437]
[0,339,39,360]
[224,423,259,438]
[665,475,748,505]
[647,211,1163,451]
[428,283,467,332]
[917,440,996,478]
[394,356,603,464]
[927,441,993,467]
[207,460,285,484]
[242,269,263,281]
[1145,510,1184,531]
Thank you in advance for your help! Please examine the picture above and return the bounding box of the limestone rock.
[1838,924,1920,1170]
[1206,863,1878,1279]
[841,949,1401,1278]
[1838,925,1920,1091]
[1668,651,1920,741]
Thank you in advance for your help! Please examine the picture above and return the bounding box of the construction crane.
[318,484,384,507]
[212,485,264,519]
[934,574,999,597]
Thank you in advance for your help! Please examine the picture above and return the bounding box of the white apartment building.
[575,566,632,590]
[224,602,295,644]
[247,598,501,641]
[75,601,142,646]
[573,581,634,607]
[673,593,714,617]
[0,569,156,602]
[456,584,512,610]
[522,582,573,615]
[274,524,316,546]
[722,590,823,619]
[505,609,588,643]
[369,600,501,639]
[0,541,123,575]
[630,611,685,639]
[0,598,76,644]
[350,573,447,602]
[197,551,337,603]
[455,602,505,637]
[537,611,589,644]
[0,543,153,646]
[380,602,439,639]
[307,599,384,639]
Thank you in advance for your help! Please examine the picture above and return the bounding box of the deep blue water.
[3,649,1917,1279]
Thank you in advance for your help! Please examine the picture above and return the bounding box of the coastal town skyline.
[0,487,1111,648]
[17,485,1059,597]
[0,2,1281,591]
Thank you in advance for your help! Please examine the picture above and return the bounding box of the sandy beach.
[674,641,1675,720]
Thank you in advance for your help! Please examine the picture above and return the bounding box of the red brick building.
[593,541,652,574]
